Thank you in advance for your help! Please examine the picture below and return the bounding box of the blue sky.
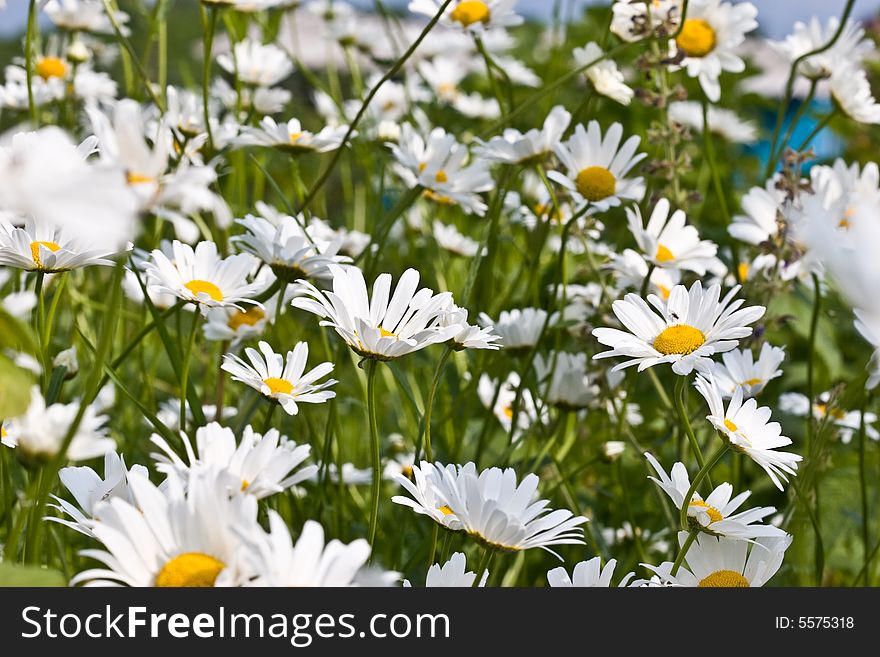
[0,0,876,38]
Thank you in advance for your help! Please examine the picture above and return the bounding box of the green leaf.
[0,355,34,418]
[0,562,66,587]
[0,307,38,355]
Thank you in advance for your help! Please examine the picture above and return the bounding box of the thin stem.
[25,0,37,125]
[701,96,732,227]
[806,274,821,454]
[261,402,277,435]
[674,375,710,482]
[858,395,870,585]
[473,547,494,587]
[179,311,201,435]
[774,79,818,163]
[795,110,837,152]
[366,359,382,552]
[202,5,220,152]
[678,443,728,530]
[418,346,453,464]
[670,528,699,576]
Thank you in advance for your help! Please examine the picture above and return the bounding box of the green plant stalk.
[774,79,817,163]
[858,396,870,585]
[179,311,202,435]
[670,528,699,576]
[674,375,711,485]
[201,5,220,151]
[795,110,838,152]
[678,443,728,530]
[473,546,494,588]
[366,359,382,552]
[25,0,37,125]
[418,345,453,464]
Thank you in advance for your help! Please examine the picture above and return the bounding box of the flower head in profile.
[592,281,765,375]
[440,304,501,351]
[549,121,646,212]
[778,391,878,445]
[221,341,337,415]
[573,42,634,105]
[217,39,293,87]
[234,116,351,153]
[477,372,546,442]
[645,531,792,587]
[474,105,571,165]
[403,552,487,587]
[409,0,523,34]
[392,461,586,557]
[695,375,802,490]
[478,307,547,351]
[534,352,599,411]
[709,343,785,398]
[772,17,871,81]
[292,265,460,361]
[547,556,633,587]
[0,218,119,273]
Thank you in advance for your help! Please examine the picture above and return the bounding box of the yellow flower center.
[655,244,674,262]
[657,284,671,300]
[435,169,449,184]
[241,479,250,491]
[228,306,265,331]
[689,499,724,523]
[401,465,414,479]
[502,405,514,419]
[263,377,294,395]
[423,189,456,205]
[155,552,225,587]
[575,166,616,202]
[815,403,845,421]
[289,132,303,144]
[698,569,750,588]
[437,82,458,97]
[379,326,398,339]
[126,172,155,185]
[450,1,491,27]
[30,241,61,268]
[838,207,855,229]
[1,425,7,438]
[724,418,738,433]
[737,262,750,282]
[676,19,717,58]
[184,279,224,302]
[652,325,705,355]
[36,57,67,80]
[742,377,762,387]
[438,505,455,516]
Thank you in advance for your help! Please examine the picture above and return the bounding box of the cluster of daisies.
[0,0,878,588]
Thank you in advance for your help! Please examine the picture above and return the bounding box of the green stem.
[795,110,837,152]
[417,346,453,464]
[670,528,699,576]
[858,396,870,585]
[678,443,728,530]
[473,547,494,587]
[179,311,201,435]
[774,79,817,163]
[674,375,710,483]
[201,5,219,152]
[261,402,277,435]
[366,359,382,552]
[25,0,37,125]
[806,274,821,454]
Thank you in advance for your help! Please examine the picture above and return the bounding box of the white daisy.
[646,531,792,587]
[432,220,481,257]
[221,341,337,415]
[3,385,114,464]
[645,452,784,539]
[217,39,293,87]
[234,116,351,154]
[709,343,785,398]
[473,105,571,165]
[728,181,785,245]
[392,461,587,556]
[403,552,487,587]
[549,121,646,212]
[611,0,682,43]
[478,307,547,351]
[203,302,276,344]
[71,469,256,587]
[409,0,523,34]
[440,304,501,350]
[670,0,758,102]
[291,265,460,361]
[534,352,599,411]
[547,556,633,587]
[477,372,545,442]
[607,248,681,300]
[144,240,264,312]
[830,64,880,125]
[44,0,127,34]
[694,374,802,490]
[0,219,117,273]
[150,422,317,498]
[772,16,871,81]
[626,198,723,275]
[668,100,758,143]
[573,42,634,106]
[234,515,397,587]
[593,281,766,376]
[855,308,880,390]
[778,392,879,445]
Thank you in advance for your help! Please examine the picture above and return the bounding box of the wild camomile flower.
[217,39,293,87]
[477,372,545,441]
[473,105,571,165]
[547,556,633,587]
[607,248,680,301]
[668,101,758,143]
[44,0,127,34]
[203,301,276,344]
[611,0,681,43]
[646,531,792,587]
[432,220,481,257]
[403,552,487,587]
[234,515,398,587]
[670,0,758,102]
[478,307,547,351]
[389,124,493,216]
[150,422,317,498]
[233,116,351,153]
[409,0,523,34]
[3,385,114,464]
[71,469,257,587]
[221,341,337,415]
[548,121,646,212]
[292,265,460,361]
[534,352,599,411]
[728,180,786,246]
[645,453,784,539]
[573,42,634,106]
[0,219,118,273]
[709,343,785,398]
[592,281,766,376]
[47,452,148,538]
[626,198,723,276]
[778,392,879,445]
[440,304,501,350]
[772,17,871,81]
[392,461,587,557]
[855,309,880,390]
[830,64,880,125]
[144,240,265,313]
[694,375,802,490]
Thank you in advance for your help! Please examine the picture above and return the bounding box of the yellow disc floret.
[689,499,723,523]
[655,244,675,262]
[263,377,294,395]
[30,241,61,268]
[652,325,705,355]
[450,1,491,27]
[575,166,617,202]
[228,307,266,331]
[155,552,225,587]
[185,279,223,302]
[698,569,750,587]
[36,57,67,80]
[676,19,717,58]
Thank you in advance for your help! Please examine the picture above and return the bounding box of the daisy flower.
[440,304,502,350]
[71,469,256,587]
[47,452,148,538]
[728,181,786,245]
[3,386,114,464]
[473,105,571,165]
[671,0,758,102]
[646,531,792,587]
[217,39,293,87]
[478,307,547,351]
[547,556,633,587]
[389,124,493,216]
[778,392,878,445]
[607,248,680,300]
[144,240,264,313]
[694,375,802,490]
[234,116,351,154]
[391,461,587,556]
[626,198,723,275]
[709,343,785,398]
[433,220,481,257]
[150,422,317,498]
[645,453,784,539]
[534,352,599,411]
[291,265,460,361]
[830,65,880,125]
[234,515,398,587]
[573,42,634,106]
[855,309,880,390]
[668,101,758,143]
[203,302,275,344]
[403,552,487,587]
[477,372,545,441]
[548,121,646,212]
[409,0,523,34]
[592,281,766,376]
[772,17,871,81]
[0,219,118,273]
[44,0,128,34]
[611,0,682,43]
[221,341,337,415]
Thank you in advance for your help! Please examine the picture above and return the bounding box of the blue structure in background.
[751,98,842,173]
